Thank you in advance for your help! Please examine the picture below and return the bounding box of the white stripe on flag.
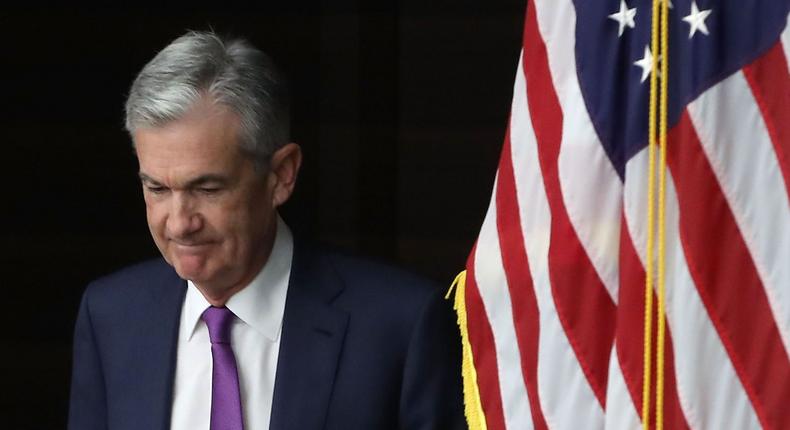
[687,71,790,358]
[623,151,761,430]
[604,347,641,430]
[510,51,605,430]
[533,0,622,302]
[473,184,534,430]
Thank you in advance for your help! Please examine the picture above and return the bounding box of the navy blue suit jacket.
[68,244,465,429]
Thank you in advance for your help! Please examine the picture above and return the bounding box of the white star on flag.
[683,1,712,38]
[634,45,656,83]
[608,0,637,37]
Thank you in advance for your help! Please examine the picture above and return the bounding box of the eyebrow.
[138,172,161,185]
[138,172,229,188]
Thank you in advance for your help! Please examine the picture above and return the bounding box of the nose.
[166,193,203,239]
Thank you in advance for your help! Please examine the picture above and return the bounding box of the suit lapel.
[124,267,185,430]
[269,244,348,430]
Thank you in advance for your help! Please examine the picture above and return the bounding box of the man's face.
[134,100,277,292]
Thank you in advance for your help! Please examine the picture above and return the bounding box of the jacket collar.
[269,242,349,430]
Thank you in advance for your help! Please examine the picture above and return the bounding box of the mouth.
[170,241,214,254]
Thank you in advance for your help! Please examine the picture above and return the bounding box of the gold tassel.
[447,271,487,430]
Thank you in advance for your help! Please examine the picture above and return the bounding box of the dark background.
[0,2,523,427]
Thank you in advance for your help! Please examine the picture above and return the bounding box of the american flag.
[456,0,790,429]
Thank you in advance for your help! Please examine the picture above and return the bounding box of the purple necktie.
[202,306,244,430]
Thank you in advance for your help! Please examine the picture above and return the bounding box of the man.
[68,31,464,430]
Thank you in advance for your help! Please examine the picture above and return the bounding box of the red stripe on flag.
[522,2,616,406]
[617,215,690,429]
[668,112,790,430]
[742,41,790,200]
[495,127,548,430]
[465,245,508,430]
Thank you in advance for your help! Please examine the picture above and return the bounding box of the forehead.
[133,101,247,180]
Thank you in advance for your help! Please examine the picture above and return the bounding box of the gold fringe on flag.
[446,271,488,430]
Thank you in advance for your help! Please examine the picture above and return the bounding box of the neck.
[198,283,248,307]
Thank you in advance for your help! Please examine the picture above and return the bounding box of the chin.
[171,254,214,282]
[174,266,206,283]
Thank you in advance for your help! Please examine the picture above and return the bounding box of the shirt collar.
[181,216,293,343]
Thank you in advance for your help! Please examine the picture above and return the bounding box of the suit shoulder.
[307,248,459,366]
[307,250,449,333]
[83,258,181,310]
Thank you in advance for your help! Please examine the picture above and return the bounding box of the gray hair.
[124,31,290,166]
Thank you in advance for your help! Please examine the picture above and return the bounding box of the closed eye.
[146,185,168,194]
[139,173,169,195]
[197,187,222,195]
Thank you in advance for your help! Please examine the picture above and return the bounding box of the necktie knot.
[202,306,235,344]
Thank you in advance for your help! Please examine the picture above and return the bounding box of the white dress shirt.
[170,217,293,430]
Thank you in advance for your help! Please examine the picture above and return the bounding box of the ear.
[268,143,302,207]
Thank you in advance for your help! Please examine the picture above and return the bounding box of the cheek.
[223,209,250,242]
[144,203,167,237]
[220,203,265,249]
[199,205,240,245]
[241,202,275,249]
